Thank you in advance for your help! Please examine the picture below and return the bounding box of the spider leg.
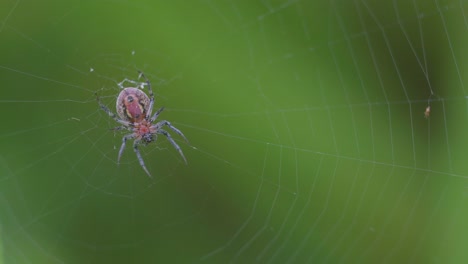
[157,129,187,164]
[133,139,152,177]
[154,120,189,143]
[112,125,133,131]
[150,106,165,122]
[117,78,145,89]
[138,71,155,120]
[96,93,132,127]
[118,134,136,164]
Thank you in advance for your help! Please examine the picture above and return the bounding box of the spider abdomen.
[116,87,150,123]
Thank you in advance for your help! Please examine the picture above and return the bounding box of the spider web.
[1,0,468,263]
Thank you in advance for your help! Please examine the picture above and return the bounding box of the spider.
[96,71,188,177]
[424,105,431,119]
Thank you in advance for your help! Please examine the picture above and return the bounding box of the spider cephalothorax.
[96,72,188,177]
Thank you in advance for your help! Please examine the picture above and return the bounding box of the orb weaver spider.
[96,71,188,177]
[424,105,431,119]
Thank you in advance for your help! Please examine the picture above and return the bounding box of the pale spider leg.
[133,139,152,177]
[118,134,136,164]
[96,93,132,127]
[117,78,145,89]
[111,126,130,132]
[150,106,165,123]
[154,120,189,143]
[138,71,155,120]
[157,129,187,164]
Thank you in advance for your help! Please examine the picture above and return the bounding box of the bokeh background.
[1,0,468,263]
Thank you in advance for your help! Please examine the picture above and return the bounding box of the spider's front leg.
[152,120,188,164]
[155,120,189,143]
[133,139,152,177]
[157,129,188,164]
[119,134,136,164]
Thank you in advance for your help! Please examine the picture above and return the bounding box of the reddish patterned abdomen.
[116,87,150,123]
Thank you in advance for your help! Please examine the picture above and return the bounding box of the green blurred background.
[1,0,468,263]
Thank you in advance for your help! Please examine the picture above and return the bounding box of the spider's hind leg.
[96,92,132,127]
[150,106,165,122]
[137,71,155,120]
